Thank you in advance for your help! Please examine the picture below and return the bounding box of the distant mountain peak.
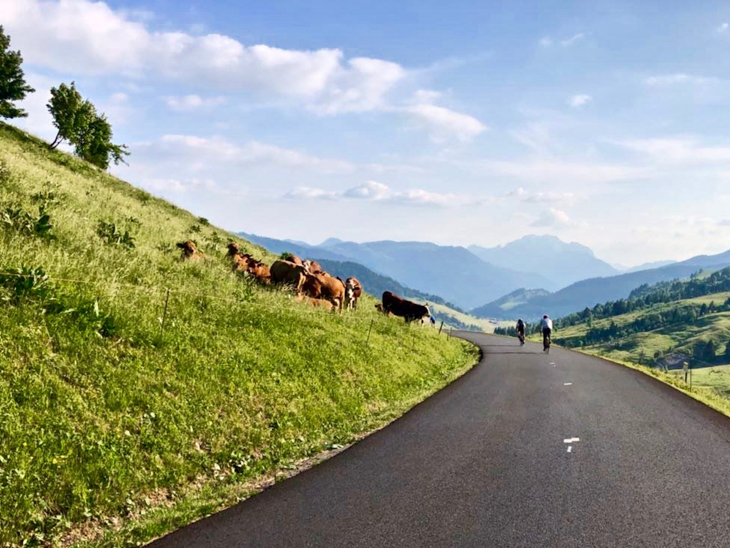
[319,237,346,247]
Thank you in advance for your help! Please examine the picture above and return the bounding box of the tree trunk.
[49,132,64,150]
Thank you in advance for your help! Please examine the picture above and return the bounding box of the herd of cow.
[176,240,432,322]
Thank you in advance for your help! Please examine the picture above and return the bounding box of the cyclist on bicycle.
[516,318,526,345]
[540,314,553,352]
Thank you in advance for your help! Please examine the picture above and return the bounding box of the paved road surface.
[151,333,730,547]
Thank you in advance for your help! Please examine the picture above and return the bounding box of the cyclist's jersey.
[516,320,525,332]
[540,318,553,330]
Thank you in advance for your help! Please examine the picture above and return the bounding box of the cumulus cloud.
[404,103,486,143]
[569,94,592,108]
[165,95,227,111]
[718,219,730,226]
[285,181,467,207]
[717,22,729,33]
[0,0,405,114]
[531,207,579,228]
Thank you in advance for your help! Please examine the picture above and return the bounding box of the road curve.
[151,333,730,547]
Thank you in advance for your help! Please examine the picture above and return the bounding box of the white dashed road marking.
[563,437,580,444]
[564,383,572,386]
[567,446,572,453]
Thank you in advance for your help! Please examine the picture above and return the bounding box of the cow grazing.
[240,254,271,284]
[344,277,362,310]
[381,291,431,323]
[301,272,345,310]
[227,242,241,256]
[177,241,204,261]
[270,260,307,291]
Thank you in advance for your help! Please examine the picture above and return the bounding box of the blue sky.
[4,0,730,266]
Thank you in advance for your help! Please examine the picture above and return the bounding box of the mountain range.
[468,235,618,289]
[242,233,554,309]
[240,231,730,321]
[475,250,730,320]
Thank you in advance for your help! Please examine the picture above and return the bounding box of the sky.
[3,0,730,267]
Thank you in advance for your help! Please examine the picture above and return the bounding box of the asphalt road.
[151,333,730,547]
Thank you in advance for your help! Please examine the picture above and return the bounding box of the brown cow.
[302,259,324,275]
[270,260,307,291]
[344,277,362,310]
[241,254,271,284]
[381,291,431,323]
[177,241,204,261]
[301,272,345,310]
[295,294,335,311]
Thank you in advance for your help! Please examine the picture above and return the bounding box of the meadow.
[0,122,478,546]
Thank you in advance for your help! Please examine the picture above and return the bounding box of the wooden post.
[366,318,374,345]
[438,321,444,335]
[160,288,171,338]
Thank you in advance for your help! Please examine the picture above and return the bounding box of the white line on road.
[563,437,580,443]
[567,446,572,453]
[564,383,572,386]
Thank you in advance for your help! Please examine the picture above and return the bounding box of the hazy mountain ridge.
[473,251,730,321]
[469,235,617,289]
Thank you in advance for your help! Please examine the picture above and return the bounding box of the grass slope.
[0,123,477,546]
[553,293,730,365]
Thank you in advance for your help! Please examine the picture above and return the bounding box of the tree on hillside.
[47,82,93,150]
[0,26,35,119]
[47,82,129,169]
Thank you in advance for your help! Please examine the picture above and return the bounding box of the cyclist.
[515,318,526,345]
[540,314,553,352]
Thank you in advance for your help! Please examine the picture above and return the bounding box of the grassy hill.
[471,288,552,319]
[517,269,730,367]
[0,122,477,546]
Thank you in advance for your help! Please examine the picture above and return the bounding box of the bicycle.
[518,332,525,346]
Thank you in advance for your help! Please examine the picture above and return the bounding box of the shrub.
[0,204,53,238]
[0,266,54,303]
[96,220,135,249]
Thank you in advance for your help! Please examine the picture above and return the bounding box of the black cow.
[381,291,431,323]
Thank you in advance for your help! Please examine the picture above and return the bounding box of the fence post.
[448,327,452,338]
[366,318,374,346]
[160,287,171,338]
[438,321,444,335]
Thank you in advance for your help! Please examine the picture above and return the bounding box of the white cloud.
[474,158,645,184]
[343,180,391,200]
[531,207,579,228]
[569,94,592,108]
[285,181,467,207]
[0,0,406,113]
[539,33,585,48]
[404,103,486,143]
[143,178,216,193]
[615,137,730,165]
[134,135,356,174]
[644,73,717,86]
[165,95,227,111]
[506,187,582,204]
[717,22,729,33]
[561,33,585,47]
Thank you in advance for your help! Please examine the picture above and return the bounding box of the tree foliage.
[0,26,35,119]
[47,82,129,169]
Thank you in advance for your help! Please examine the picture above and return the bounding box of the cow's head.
[177,241,197,256]
[227,242,240,256]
